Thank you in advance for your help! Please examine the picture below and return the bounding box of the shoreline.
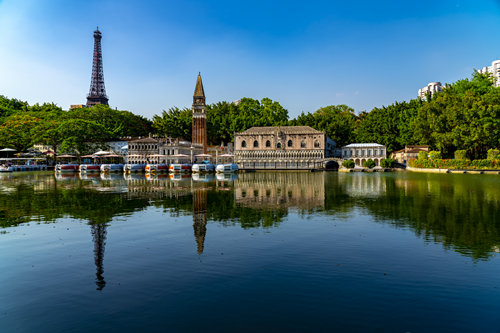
[407,166,500,175]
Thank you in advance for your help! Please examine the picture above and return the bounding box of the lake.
[1,171,499,332]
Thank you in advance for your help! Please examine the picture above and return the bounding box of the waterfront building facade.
[341,143,386,167]
[418,82,443,99]
[234,126,336,170]
[127,137,202,164]
[477,59,500,87]
[390,145,429,164]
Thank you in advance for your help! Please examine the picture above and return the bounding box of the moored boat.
[0,165,13,172]
[168,163,192,174]
[79,164,101,173]
[145,164,169,173]
[100,164,124,173]
[192,162,215,173]
[124,164,146,173]
[56,164,79,173]
[215,163,239,173]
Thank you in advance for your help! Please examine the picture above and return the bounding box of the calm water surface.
[1,171,499,332]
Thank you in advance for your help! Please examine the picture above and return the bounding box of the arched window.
[301,141,306,148]
[253,140,259,148]
[287,140,293,147]
[241,140,247,148]
[266,140,271,148]
[314,140,320,148]
[277,142,282,148]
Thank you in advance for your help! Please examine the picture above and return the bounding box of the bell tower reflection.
[90,223,107,290]
[192,189,208,255]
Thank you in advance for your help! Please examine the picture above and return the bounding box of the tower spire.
[86,27,109,107]
[192,73,207,153]
[194,72,205,97]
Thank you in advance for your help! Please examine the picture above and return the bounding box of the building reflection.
[341,173,387,198]
[233,172,325,209]
[192,189,208,255]
[90,222,107,290]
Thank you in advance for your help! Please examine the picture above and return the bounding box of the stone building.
[390,145,429,164]
[234,126,336,170]
[341,143,386,167]
[127,137,202,164]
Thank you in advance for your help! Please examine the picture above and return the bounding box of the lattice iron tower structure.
[86,27,109,107]
[192,73,207,153]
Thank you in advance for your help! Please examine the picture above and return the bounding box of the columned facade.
[234,126,336,170]
[341,143,386,167]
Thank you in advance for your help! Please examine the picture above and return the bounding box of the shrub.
[487,149,499,160]
[418,151,428,160]
[429,151,441,160]
[342,159,355,169]
[454,150,467,160]
[380,158,395,168]
[363,159,376,168]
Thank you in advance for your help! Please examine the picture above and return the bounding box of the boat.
[124,164,146,173]
[192,173,215,182]
[216,173,238,182]
[192,162,215,173]
[79,164,101,173]
[215,163,239,173]
[168,163,192,174]
[145,164,169,173]
[0,165,13,172]
[100,164,124,173]
[55,164,79,173]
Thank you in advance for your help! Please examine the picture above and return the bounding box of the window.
[288,140,293,147]
[241,140,247,148]
[277,142,282,148]
[301,141,306,148]
[253,140,259,148]
[314,140,320,148]
[266,140,271,148]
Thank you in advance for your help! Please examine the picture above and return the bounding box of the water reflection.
[0,172,499,259]
[91,222,107,290]
[193,189,208,254]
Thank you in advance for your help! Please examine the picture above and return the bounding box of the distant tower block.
[86,27,109,107]
[192,73,207,153]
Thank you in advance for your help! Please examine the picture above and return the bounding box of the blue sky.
[1,0,500,119]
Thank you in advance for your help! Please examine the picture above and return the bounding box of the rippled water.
[1,171,499,332]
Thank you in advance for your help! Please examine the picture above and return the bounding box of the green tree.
[152,107,192,140]
[289,105,356,147]
[56,119,112,155]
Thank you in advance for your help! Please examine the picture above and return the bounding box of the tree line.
[1,71,499,158]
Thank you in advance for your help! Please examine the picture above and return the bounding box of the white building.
[477,59,500,87]
[341,143,386,167]
[418,82,443,99]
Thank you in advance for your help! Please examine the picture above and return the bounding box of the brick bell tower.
[192,73,207,153]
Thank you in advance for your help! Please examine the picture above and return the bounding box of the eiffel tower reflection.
[90,223,107,290]
[192,189,208,255]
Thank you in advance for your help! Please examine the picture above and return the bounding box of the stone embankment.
[407,166,500,175]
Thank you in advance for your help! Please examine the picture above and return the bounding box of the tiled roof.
[238,126,323,135]
[129,137,159,143]
[194,73,205,97]
[342,143,385,148]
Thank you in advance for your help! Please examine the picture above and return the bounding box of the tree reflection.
[1,172,500,259]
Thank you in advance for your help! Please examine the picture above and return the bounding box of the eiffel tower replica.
[86,27,109,107]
